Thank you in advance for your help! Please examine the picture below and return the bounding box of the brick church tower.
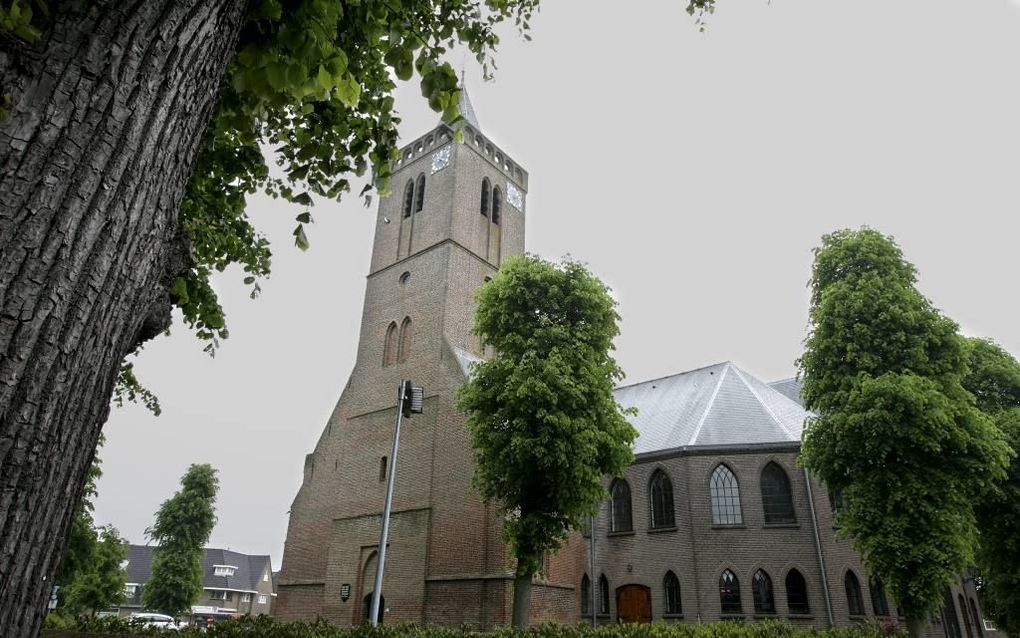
[275,91,580,627]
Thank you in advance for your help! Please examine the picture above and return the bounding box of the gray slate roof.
[768,377,805,406]
[614,362,810,455]
[123,545,271,592]
[457,83,481,130]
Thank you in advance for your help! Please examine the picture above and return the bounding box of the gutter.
[804,468,834,627]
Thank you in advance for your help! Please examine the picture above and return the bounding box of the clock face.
[430,146,451,174]
[506,183,524,211]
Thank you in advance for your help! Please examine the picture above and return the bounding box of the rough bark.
[0,1,248,636]
[511,563,532,628]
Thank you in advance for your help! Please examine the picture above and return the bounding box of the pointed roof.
[456,79,481,130]
[614,362,810,454]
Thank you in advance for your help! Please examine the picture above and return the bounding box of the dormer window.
[214,565,237,577]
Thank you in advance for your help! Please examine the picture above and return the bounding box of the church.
[274,91,992,638]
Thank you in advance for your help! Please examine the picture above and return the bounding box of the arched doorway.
[616,584,652,623]
[363,593,385,624]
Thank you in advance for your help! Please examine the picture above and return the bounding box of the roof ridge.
[731,365,800,440]
[615,361,731,391]
[686,363,730,445]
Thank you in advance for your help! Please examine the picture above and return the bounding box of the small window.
[495,153,503,165]
[845,571,865,616]
[399,271,410,284]
[475,135,482,147]
[379,456,388,482]
[752,569,776,614]
[124,584,137,596]
[213,565,237,577]
[581,574,591,615]
[486,144,493,157]
[425,136,434,146]
[664,571,682,615]
[397,317,412,363]
[241,593,252,603]
[720,569,742,615]
[786,569,810,615]
[415,142,423,153]
[491,186,502,225]
[480,178,490,217]
[710,464,742,525]
[258,594,268,605]
[599,575,610,614]
[414,174,426,213]
[609,479,632,533]
[263,571,269,582]
[871,578,890,617]
[483,276,492,283]
[383,321,398,366]
[210,590,227,601]
[402,180,414,218]
[761,462,796,524]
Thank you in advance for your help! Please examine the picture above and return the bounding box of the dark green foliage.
[458,255,637,622]
[60,526,128,616]
[961,338,1020,636]
[798,228,1010,625]
[142,464,219,617]
[42,616,900,638]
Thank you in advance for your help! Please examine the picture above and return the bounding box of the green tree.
[961,338,1020,636]
[55,450,104,605]
[798,228,1010,638]
[458,255,637,627]
[0,1,712,633]
[60,526,127,617]
[142,464,219,617]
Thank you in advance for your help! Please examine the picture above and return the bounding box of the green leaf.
[293,224,310,251]
[296,211,312,224]
[335,72,361,108]
[317,64,333,92]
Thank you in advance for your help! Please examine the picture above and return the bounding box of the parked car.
[128,612,179,631]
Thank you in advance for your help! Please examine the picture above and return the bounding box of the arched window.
[402,180,414,218]
[663,571,682,615]
[491,186,502,225]
[761,461,796,524]
[959,594,974,638]
[710,464,742,525]
[580,574,591,615]
[719,569,742,615]
[397,317,412,363]
[649,469,675,529]
[786,569,810,615]
[870,578,889,616]
[414,174,426,213]
[599,574,610,615]
[969,598,983,638]
[752,569,776,614]
[398,271,410,284]
[609,479,632,533]
[845,571,865,617]
[383,322,398,366]
[944,588,963,638]
[480,178,490,217]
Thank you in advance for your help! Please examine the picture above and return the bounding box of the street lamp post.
[369,380,423,626]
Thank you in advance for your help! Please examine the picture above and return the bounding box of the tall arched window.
[480,178,490,217]
[383,322,398,366]
[397,317,412,363]
[580,574,591,615]
[402,180,414,218]
[649,469,676,529]
[609,479,632,533]
[761,461,796,524]
[752,569,776,614]
[710,465,742,525]
[663,571,682,615]
[943,588,963,638]
[719,569,742,615]
[845,571,865,617]
[786,569,810,615]
[968,598,983,638]
[959,594,974,638]
[870,578,890,617]
[491,186,502,225]
[599,574,610,615]
[414,174,426,213]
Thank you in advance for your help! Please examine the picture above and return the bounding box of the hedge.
[42,616,903,638]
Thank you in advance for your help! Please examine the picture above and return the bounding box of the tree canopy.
[961,338,1020,636]
[141,464,219,617]
[458,255,637,626]
[798,228,1010,634]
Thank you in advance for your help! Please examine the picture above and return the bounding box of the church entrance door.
[616,584,652,623]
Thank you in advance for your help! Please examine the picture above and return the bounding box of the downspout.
[804,468,834,627]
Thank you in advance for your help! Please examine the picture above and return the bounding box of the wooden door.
[617,584,652,623]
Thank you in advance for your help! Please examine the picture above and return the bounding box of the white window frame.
[213,565,237,577]
[209,590,228,601]
[258,594,268,605]
[124,584,138,596]
[241,593,252,603]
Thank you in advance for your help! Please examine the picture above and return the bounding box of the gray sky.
[95,0,1020,568]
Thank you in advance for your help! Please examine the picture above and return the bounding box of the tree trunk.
[511,562,532,628]
[907,616,927,638]
[0,2,248,636]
